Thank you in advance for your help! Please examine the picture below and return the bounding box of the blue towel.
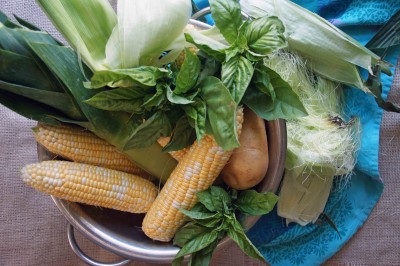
[193,1,400,265]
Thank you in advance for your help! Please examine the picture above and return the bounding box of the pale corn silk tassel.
[142,108,244,242]
[266,51,361,226]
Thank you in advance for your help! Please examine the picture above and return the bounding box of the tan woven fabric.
[0,1,399,265]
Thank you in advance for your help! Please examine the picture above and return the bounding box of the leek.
[265,52,360,225]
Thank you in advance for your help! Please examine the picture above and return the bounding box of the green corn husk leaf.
[241,0,391,92]
[266,52,360,225]
[36,0,117,71]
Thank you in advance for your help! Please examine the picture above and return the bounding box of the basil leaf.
[244,16,287,55]
[200,77,239,151]
[141,85,166,109]
[162,116,195,152]
[84,87,146,113]
[253,65,276,101]
[243,68,307,120]
[167,86,195,105]
[197,186,231,212]
[123,112,171,149]
[180,208,220,220]
[209,0,242,44]
[235,190,279,216]
[185,33,227,61]
[183,98,207,141]
[221,55,254,103]
[197,56,220,86]
[227,219,265,262]
[89,67,170,89]
[174,230,219,260]
[175,48,201,94]
[173,222,211,247]
[189,240,219,266]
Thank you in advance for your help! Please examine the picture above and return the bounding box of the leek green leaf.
[105,0,191,69]
[161,116,195,152]
[243,16,287,55]
[221,55,254,103]
[235,190,279,216]
[0,80,83,120]
[14,15,41,31]
[175,48,201,94]
[84,87,147,113]
[227,219,265,262]
[89,67,170,89]
[200,77,239,151]
[209,0,242,44]
[123,112,172,150]
[0,11,20,28]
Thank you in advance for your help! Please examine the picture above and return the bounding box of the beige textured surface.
[0,1,399,265]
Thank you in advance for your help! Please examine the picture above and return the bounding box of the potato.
[221,106,269,190]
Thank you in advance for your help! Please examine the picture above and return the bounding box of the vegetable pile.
[0,0,397,265]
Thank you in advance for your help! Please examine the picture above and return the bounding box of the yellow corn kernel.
[157,137,189,162]
[142,108,244,242]
[21,161,158,213]
[34,123,152,178]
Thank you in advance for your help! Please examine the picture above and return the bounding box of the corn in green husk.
[265,52,361,225]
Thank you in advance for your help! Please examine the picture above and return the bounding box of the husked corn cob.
[142,108,244,242]
[21,161,158,213]
[34,123,151,178]
[157,137,189,161]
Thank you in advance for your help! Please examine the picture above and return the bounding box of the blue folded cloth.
[194,0,400,265]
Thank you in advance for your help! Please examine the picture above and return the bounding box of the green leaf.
[252,65,276,100]
[173,222,211,247]
[174,230,219,260]
[364,64,400,113]
[243,68,307,120]
[13,15,42,31]
[244,16,287,55]
[185,32,227,61]
[175,48,201,94]
[84,87,147,113]
[0,80,84,120]
[227,219,265,262]
[189,240,219,266]
[209,0,242,44]
[200,77,239,151]
[197,56,221,86]
[162,116,196,152]
[36,0,117,71]
[123,112,172,149]
[197,186,231,212]
[183,98,207,141]
[235,190,279,216]
[142,85,167,109]
[180,208,220,220]
[221,55,254,103]
[89,67,170,89]
[167,86,195,105]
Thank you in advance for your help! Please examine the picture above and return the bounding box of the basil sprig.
[172,186,279,266]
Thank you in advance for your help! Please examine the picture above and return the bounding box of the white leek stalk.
[265,52,360,225]
[241,0,390,92]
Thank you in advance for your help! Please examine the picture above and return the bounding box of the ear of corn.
[157,137,189,162]
[21,160,158,213]
[34,123,153,179]
[142,108,244,242]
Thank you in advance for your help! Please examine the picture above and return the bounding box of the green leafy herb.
[173,187,278,266]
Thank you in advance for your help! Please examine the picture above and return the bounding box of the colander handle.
[67,223,132,266]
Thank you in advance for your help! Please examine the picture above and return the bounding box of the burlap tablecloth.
[1,1,399,265]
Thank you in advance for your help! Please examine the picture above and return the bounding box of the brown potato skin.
[221,106,269,190]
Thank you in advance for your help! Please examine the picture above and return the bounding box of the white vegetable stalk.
[240,0,390,92]
[265,52,361,226]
